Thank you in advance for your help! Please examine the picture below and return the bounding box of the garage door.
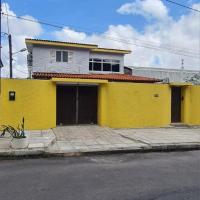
[56,85,98,125]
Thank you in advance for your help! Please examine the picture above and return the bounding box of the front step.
[170,123,190,128]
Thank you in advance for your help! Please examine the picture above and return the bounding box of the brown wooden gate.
[78,86,97,124]
[171,87,182,123]
[56,86,76,125]
[56,85,97,125]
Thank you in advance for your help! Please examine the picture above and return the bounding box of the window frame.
[89,58,120,72]
[56,50,69,63]
[56,51,62,62]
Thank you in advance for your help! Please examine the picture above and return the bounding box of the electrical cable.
[163,0,200,13]
[1,12,200,59]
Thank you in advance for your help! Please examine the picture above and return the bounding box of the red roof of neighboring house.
[32,72,161,83]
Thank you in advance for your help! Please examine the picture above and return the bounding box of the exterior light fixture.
[9,91,16,101]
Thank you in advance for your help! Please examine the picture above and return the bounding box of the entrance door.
[171,87,182,123]
[56,86,76,125]
[56,85,98,125]
[78,86,97,124]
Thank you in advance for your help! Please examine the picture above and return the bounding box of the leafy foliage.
[0,118,26,139]
[185,73,200,85]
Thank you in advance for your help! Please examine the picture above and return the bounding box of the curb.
[1,143,200,159]
[45,144,200,157]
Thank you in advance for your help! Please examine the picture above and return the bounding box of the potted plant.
[0,118,28,149]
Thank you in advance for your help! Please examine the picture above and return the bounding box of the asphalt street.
[0,151,200,200]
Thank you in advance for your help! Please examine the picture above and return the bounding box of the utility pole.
[0,0,3,68]
[0,0,2,95]
[0,0,1,62]
[8,34,12,78]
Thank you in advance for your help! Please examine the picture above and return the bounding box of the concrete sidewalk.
[0,126,200,157]
[0,130,55,156]
[47,126,200,155]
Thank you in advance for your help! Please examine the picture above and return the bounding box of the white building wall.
[131,67,199,82]
[89,52,124,73]
[31,46,125,75]
[32,46,90,74]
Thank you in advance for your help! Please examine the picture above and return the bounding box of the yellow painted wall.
[1,78,199,130]
[0,79,56,130]
[182,86,200,125]
[181,87,190,124]
[98,82,171,128]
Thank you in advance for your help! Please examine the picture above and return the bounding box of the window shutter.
[50,49,56,63]
[68,52,73,63]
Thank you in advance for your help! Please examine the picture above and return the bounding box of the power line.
[163,0,200,13]
[162,0,200,70]
[2,13,63,29]
[1,12,200,59]
[103,36,199,58]
[3,0,10,33]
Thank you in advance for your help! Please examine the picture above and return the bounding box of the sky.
[1,0,200,78]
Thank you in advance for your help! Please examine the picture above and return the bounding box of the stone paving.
[0,129,55,155]
[116,128,200,145]
[48,126,147,153]
[47,125,200,154]
[27,129,56,149]
[1,125,200,156]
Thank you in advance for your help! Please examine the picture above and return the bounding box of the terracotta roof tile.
[32,72,161,83]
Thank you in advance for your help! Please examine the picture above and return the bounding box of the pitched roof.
[26,38,97,50]
[25,38,131,54]
[32,72,161,83]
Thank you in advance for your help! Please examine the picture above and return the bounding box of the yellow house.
[0,39,200,130]
[0,76,200,130]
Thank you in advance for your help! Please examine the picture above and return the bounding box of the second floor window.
[89,58,120,72]
[56,51,68,62]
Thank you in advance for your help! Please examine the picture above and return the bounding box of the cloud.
[117,0,168,20]
[53,3,200,70]
[1,1,199,79]
[54,27,87,42]
[1,3,43,78]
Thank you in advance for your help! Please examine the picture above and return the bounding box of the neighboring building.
[127,66,200,83]
[26,39,131,77]
[124,66,133,75]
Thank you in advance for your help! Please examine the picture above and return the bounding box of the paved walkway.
[47,126,200,154]
[0,130,55,155]
[1,126,200,156]
[48,126,147,153]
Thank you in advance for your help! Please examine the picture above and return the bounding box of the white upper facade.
[26,39,131,76]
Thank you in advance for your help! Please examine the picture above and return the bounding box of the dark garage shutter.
[56,85,97,125]
[56,86,76,125]
[78,86,97,124]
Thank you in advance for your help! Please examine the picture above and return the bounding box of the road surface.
[0,151,200,200]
